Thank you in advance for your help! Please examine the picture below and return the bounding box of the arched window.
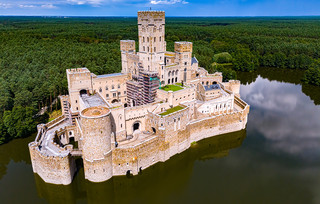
[154,47,156,52]
[143,37,145,42]
[99,88,102,93]
[154,37,156,42]
[118,84,120,89]
[147,37,149,42]
[147,47,149,52]
[105,86,108,90]
[143,46,145,51]
[160,37,162,42]
[168,79,171,84]
[175,77,178,82]
[112,85,115,89]
[168,71,171,77]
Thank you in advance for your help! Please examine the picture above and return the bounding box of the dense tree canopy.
[0,16,320,144]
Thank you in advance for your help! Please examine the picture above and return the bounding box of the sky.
[0,0,320,16]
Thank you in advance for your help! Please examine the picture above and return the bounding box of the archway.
[111,99,119,103]
[124,103,128,108]
[80,89,87,96]
[152,127,156,134]
[184,68,187,82]
[133,122,140,132]
[212,81,217,84]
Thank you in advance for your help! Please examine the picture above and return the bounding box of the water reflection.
[240,76,320,161]
[1,68,320,204]
[34,131,246,204]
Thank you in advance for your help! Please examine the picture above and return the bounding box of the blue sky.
[0,0,320,16]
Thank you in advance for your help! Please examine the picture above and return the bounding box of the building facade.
[29,10,250,185]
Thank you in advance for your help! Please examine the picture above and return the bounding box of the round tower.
[80,106,113,182]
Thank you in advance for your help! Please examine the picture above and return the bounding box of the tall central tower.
[138,11,166,72]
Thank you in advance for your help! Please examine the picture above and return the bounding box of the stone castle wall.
[29,142,76,185]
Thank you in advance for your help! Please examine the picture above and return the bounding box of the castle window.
[75,100,78,103]
[160,37,162,41]
[154,47,156,52]
[147,47,149,52]
[118,84,120,88]
[99,88,102,93]
[147,37,149,42]
[106,86,108,90]
[76,107,78,110]
[185,62,187,65]
[106,94,109,98]
[118,92,121,96]
[143,46,145,51]
[124,91,126,94]
[113,93,116,98]
[154,37,156,42]
[143,37,145,42]
[112,85,114,89]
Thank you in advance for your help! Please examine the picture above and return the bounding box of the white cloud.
[41,4,58,9]
[0,3,12,8]
[18,4,36,8]
[150,0,188,5]
[67,0,105,6]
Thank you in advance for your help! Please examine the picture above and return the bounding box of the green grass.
[175,83,183,86]
[159,106,185,116]
[48,110,62,122]
[161,85,183,92]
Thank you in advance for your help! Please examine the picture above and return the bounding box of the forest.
[0,16,320,144]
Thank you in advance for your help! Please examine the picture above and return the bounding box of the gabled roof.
[191,57,198,65]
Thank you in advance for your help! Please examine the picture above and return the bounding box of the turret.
[80,106,113,182]
[175,42,193,82]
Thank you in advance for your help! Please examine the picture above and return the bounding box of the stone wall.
[29,142,76,185]
[112,136,164,176]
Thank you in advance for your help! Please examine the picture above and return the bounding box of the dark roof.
[204,84,220,91]
[191,57,198,65]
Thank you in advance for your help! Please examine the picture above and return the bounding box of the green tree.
[213,52,232,63]
[3,106,37,139]
[233,49,259,72]
[304,63,320,86]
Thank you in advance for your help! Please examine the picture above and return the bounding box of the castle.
[29,11,250,185]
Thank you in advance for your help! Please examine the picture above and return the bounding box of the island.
[28,10,250,185]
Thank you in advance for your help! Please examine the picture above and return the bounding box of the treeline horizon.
[0,16,320,144]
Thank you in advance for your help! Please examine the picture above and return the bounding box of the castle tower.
[66,68,93,113]
[120,40,136,74]
[175,42,193,82]
[138,11,166,72]
[80,106,113,182]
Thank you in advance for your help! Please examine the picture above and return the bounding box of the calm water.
[1,68,320,204]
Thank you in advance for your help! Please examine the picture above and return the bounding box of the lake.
[1,68,320,204]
